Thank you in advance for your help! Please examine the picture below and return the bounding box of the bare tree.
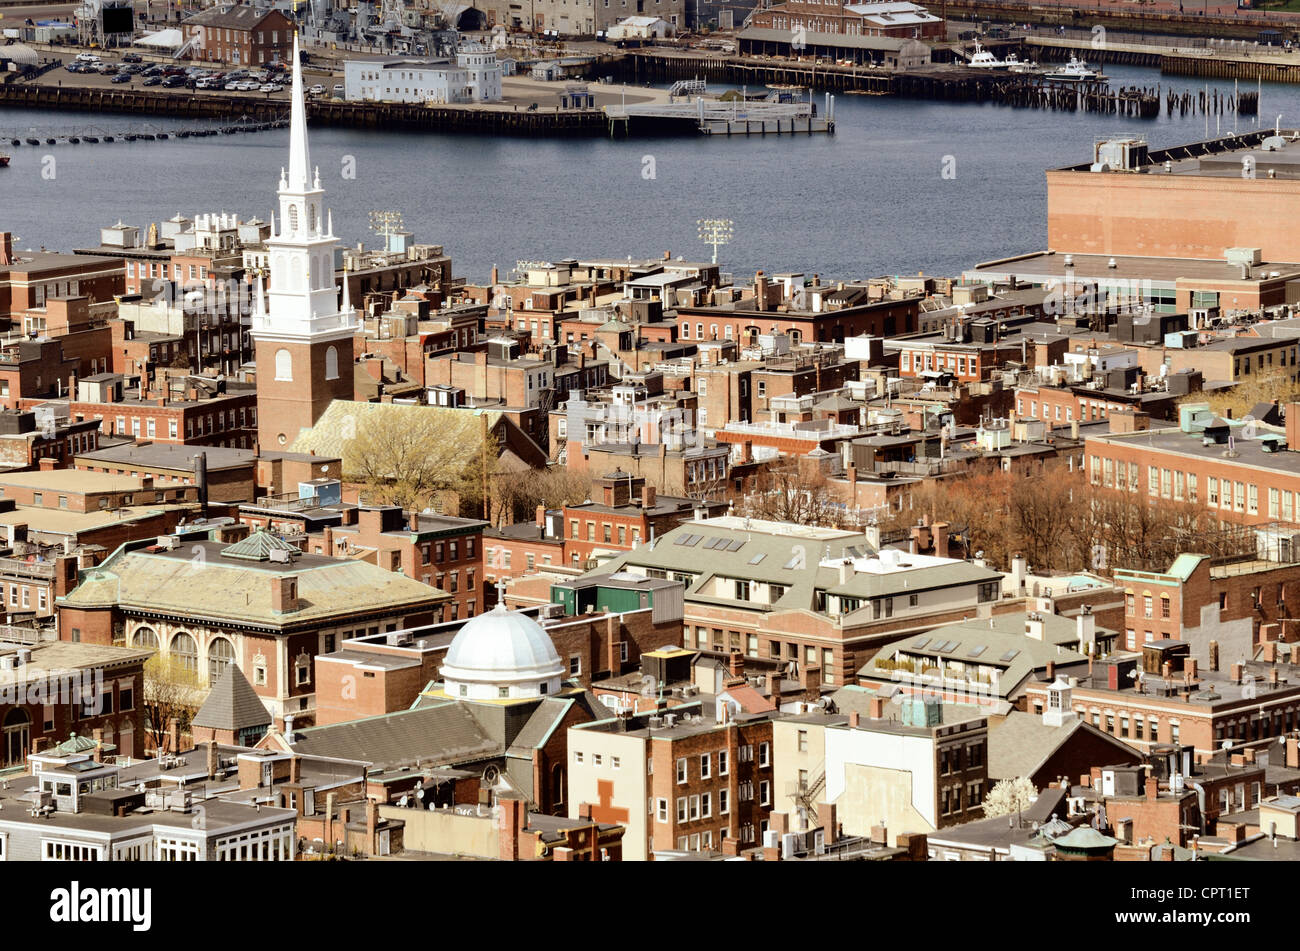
[740,457,839,526]
[347,410,489,514]
[142,653,203,754]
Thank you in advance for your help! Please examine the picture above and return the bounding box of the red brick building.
[182,6,295,66]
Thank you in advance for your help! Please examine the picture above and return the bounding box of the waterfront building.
[749,0,944,40]
[343,46,503,104]
[180,5,294,66]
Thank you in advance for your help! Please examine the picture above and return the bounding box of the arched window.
[133,627,159,650]
[274,349,293,382]
[288,204,299,234]
[551,764,565,808]
[208,637,235,684]
[171,633,198,673]
[325,346,339,381]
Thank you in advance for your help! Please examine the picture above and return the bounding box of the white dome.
[440,604,565,701]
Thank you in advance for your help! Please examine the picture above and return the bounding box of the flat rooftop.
[967,250,1300,286]
[1089,423,1300,476]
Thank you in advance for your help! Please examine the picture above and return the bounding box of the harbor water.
[1,64,1296,282]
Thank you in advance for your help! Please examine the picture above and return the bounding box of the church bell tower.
[252,33,355,450]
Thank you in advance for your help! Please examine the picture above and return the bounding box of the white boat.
[967,41,1009,70]
[1003,54,1042,74]
[1043,56,1104,82]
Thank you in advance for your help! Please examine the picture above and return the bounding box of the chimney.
[1186,658,1198,680]
[642,484,656,508]
[92,728,104,763]
[755,270,768,313]
[1286,736,1300,769]
[167,717,181,755]
[1145,776,1159,801]
[868,697,885,719]
[366,797,379,847]
[1209,640,1220,672]
[1045,660,1056,682]
[271,575,299,613]
[663,250,671,261]
[536,504,547,529]
[323,525,334,555]
[728,650,744,679]
[818,802,837,844]
[206,740,218,780]
[491,265,499,286]
[1231,661,1245,684]
[848,711,860,728]
[0,232,12,267]
[289,755,301,784]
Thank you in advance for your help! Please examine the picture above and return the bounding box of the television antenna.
[697,218,733,265]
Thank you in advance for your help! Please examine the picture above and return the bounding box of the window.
[760,781,771,806]
[656,799,668,823]
[758,742,770,767]
[676,797,687,822]
[718,750,729,775]
[274,348,292,381]
[718,789,729,814]
[797,730,808,752]
[700,754,710,779]
[569,655,581,676]
[676,758,688,784]
[171,633,197,672]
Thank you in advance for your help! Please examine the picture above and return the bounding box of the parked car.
[74,52,100,63]
[110,72,131,83]
[162,75,186,87]
[332,83,344,97]
[142,75,161,86]
[121,52,143,63]
[259,83,276,92]
[308,83,324,95]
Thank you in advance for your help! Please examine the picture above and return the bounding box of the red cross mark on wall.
[590,779,629,825]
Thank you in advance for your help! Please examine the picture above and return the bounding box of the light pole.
[696,218,733,265]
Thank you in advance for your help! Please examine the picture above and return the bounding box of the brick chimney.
[536,504,547,528]
[323,525,334,555]
[818,802,837,844]
[1209,640,1220,672]
[167,717,181,754]
[764,670,780,699]
[366,797,379,850]
[0,232,13,267]
[92,728,104,763]
[206,740,218,780]
[641,484,656,508]
[868,696,885,719]
[1287,735,1300,769]
[1045,660,1056,682]
[578,802,593,820]
[728,650,744,679]
[755,271,768,313]
[289,754,301,785]
[271,575,299,613]
[1231,661,1245,684]
[1145,776,1159,801]
[848,711,860,728]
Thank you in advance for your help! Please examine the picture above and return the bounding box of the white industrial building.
[343,45,502,104]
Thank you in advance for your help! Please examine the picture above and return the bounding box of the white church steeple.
[252,31,355,451]
[253,32,352,341]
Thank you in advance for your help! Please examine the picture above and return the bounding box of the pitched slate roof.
[287,700,502,770]
[193,665,272,732]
